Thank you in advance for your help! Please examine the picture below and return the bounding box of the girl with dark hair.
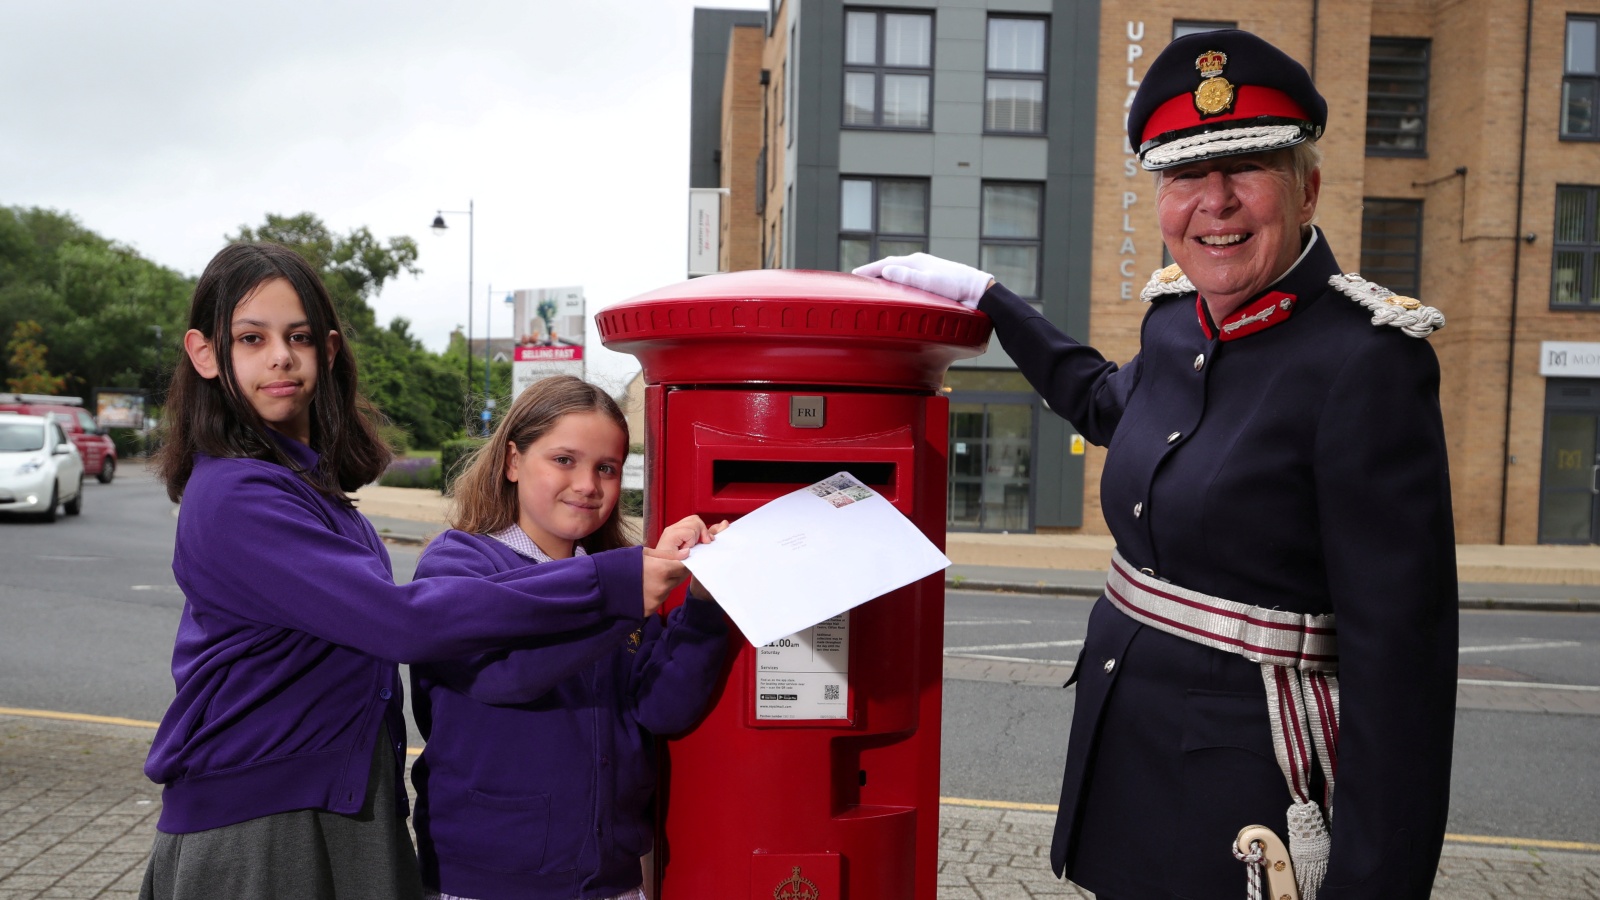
[140,244,709,900]
[410,375,729,900]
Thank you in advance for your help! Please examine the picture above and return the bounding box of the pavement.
[3,478,1600,898]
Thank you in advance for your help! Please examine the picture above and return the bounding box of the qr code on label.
[824,684,840,701]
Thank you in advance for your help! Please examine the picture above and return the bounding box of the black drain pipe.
[1498,0,1535,544]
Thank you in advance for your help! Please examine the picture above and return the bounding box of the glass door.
[1539,411,1600,543]
[948,400,1034,532]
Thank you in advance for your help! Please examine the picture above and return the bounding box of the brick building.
[691,0,1600,544]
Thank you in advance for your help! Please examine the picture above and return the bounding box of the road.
[2,463,1596,847]
[940,588,1600,844]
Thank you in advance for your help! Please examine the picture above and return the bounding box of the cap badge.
[1193,50,1236,118]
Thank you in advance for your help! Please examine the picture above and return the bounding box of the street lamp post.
[483,283,494,435]
[431,200,475,431]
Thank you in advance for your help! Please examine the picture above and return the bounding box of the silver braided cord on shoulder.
[1328,273,1445,338]
[1141,265,1195,303]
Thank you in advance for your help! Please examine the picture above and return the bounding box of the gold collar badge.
[1193,50,1235,118]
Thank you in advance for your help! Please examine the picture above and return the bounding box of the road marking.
[0,707,160,729]
[1460,641,1580,653]
[947,653,1079,666]
[947,614,1036,624]
[946,639,1084,653]
[130,585,182,593]
[0,706,430,757]
[941,795,1056,812]
[1441,833,1600,852]
[935,796,1600,852]
[1460,678,1600,692]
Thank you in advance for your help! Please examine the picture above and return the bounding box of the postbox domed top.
[596,269,992,391]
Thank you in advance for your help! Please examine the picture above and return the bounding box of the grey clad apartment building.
[690,0,1600,545]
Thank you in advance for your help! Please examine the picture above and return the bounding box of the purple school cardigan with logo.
[145,436,644,833]
[411,530,729,900]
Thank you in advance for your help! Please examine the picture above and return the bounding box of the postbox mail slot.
[712,460,895,502]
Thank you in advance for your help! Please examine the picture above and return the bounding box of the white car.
[0,414,84,521]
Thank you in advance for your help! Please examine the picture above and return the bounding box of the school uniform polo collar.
[1196,227,1332,342]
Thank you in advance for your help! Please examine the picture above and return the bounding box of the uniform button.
[379,688,392,700]
[1166,431,1181,443]
[1103,658,1116,674]
[1194,353,1206,371]
[395,741,404,751]
[1133,502,1143,518]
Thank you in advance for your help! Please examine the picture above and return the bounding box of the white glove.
[852,253,993,308]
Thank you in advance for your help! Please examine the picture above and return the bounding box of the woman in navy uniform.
[857,29,1457,900]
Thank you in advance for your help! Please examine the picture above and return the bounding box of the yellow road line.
[3,708,1596,853]
[0,706,161,729]
[940,795,1057,812]
[1442,833,1600,852]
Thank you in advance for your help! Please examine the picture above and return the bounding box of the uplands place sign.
[1541,341,1600,378]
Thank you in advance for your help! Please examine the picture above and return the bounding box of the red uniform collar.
[1197,291,1297,341]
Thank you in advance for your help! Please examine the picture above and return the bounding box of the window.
[1172,20,1234,39]
[1367,38,1430,155]
[1564,17,1600,139]
[1553,186,1600,308]
[981,183,1043,300]
[838,177,928,271]
[1360,199,1424,298]
[843,10,933,129]
[985,17,1046,134]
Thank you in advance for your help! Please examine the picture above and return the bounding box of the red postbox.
[596,269,990,899]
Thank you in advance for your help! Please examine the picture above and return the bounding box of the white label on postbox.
[754,612,850,720]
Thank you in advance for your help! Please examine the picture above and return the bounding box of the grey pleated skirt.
[139,723,422,900]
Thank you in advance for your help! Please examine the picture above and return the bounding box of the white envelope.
[683,471,951,647]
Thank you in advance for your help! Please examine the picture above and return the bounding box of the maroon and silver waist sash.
[1105,549,1340,900]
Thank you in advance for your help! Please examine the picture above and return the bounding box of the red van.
[0,393,118,483]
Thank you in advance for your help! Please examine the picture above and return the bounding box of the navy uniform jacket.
[978,229,1457,899]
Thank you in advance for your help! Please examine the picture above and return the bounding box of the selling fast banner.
[509,287,586,397]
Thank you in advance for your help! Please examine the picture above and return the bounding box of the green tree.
[5,320,67,394]
[357,318,473,449]
[0,207,190,400]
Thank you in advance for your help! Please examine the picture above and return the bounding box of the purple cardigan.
[410,530,729,900]
[145,436,645,833]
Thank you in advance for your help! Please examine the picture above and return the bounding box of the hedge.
[378,456,442,491]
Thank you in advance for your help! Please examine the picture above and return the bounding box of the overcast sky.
[1,0,763,394]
